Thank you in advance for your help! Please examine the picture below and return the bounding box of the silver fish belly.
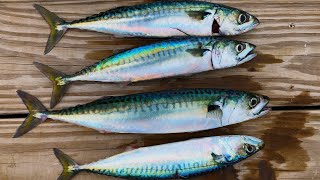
[48,99,212,133]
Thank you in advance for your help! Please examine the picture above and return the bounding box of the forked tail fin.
[34,4,68,54]
[54,148,80,180]
[13,90,48,138]
[34,62,70,109]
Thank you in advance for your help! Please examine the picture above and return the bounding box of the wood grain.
[0,0,320,180]
[1,111,319,180]
[0,0,319,113]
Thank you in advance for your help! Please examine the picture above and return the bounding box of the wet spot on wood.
[273,91,319,106]
[206,75,263,91]
[129,75,262,93]
[196,166,239,180]
[261,112,314,174]
[242,111,315,179]
[288,91,319,105]
[248,67,256,72]
[241,53,283,71]
[84,50,114,61]
[259,160,276,180]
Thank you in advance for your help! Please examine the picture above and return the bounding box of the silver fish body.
[13,89,270,137]
[64,37,256,83]
[34,1,260,54]
[59,1,260,37]
[66,2,219,37]
[54,135,264,179]
[45,89,268,134]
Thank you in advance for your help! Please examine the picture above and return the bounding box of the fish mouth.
[249,16,260,30]
[258,141,265,150]
[250,22,260,30]
[240,49,257,63]
[252,22,260,29]
[257,106,272,115]
[253,97,271,116]
[252,17,260,28]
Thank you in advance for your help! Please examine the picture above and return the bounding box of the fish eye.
[244,144,256,154]
[236,44,245,53]
[238,14,247,24]
[249,97,259,108]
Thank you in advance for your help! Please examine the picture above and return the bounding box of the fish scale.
[73,1,214,23]
[93,161,215,178]
[73,37,196,76]
[96,38,198,70]
[51,89,217,116]
[71,37,206,81]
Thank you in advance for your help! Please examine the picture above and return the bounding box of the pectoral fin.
[207,105,223,121]
[211,152,225,163]
[186,49,210,57]
[186,11,211,20]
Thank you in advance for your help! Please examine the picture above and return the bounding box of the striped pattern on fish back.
[70,1,220,24]
[50,89,244,116]
[87,159,221,179]
[74,37,213,76]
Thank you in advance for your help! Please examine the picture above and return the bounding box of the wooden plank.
[1,0,320,180]
[0,0,319,114]
[1,110,319,180]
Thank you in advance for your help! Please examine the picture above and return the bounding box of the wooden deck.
[1,0,320,179]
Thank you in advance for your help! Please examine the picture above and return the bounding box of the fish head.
[215,8,260,35]
[220,91,270,125]
[213,135,264,164]
[211,39,256,69]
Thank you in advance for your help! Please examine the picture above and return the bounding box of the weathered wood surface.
[0,0,320,180]
[1,111,319,180]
